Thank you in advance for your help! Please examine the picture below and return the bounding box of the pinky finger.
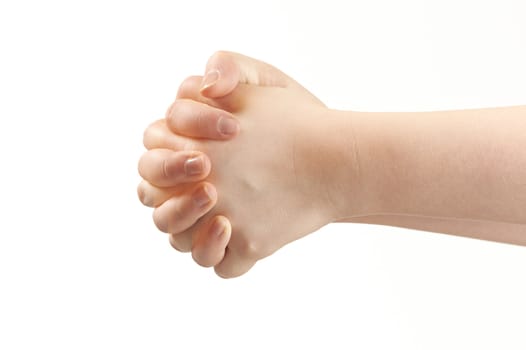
[191,216,231,268]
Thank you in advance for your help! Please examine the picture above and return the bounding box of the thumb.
[199,51,291,98]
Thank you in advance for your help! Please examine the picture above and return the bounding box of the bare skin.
[138,51,526,278]
[341,216,526,246]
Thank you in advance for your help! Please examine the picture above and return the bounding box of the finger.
[213,247,257,279]
[167,212,208,253]
[200,50,290,98]
[213,231,264,278]
[137,180,194,208]
[169,232,192,253]
[168,211,217,253]
[165,98,240,140]
[143,119,201,151]
[138,149,211,188]
[191,216,231,268]
[176,75,211,104]
[175,75,244,113]
[153,182,217,234]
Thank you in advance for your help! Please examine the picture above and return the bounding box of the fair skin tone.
[138,51,526,278]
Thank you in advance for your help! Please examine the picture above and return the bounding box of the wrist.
[291,106,381,224]
[320,109,382,221]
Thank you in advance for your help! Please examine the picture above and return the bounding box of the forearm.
[332,106,526,224]
[338,214,526,246]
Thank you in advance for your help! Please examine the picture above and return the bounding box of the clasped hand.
[138,51,349,278]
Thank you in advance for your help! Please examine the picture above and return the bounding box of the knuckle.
[237,238,261,260]
[171,99,212,134]
[167,99,194,131]
[159,153,185,183]
[194,108,208,131]
[152,208,169,233]
[161,157,172,180]
[211,50,229,61]
[153,199,186,234]
[165,101,175,119]
[180,75,196,86]
[191,248,212,268]
[214,266,233,279]
[207,50,231,70]
[143,119,164,149]
[169,234,191,253]
[166,99,182,121]
[178,76,201,95]
[137,183,152,207]
[209,50,222,62]
[137,152,150,179]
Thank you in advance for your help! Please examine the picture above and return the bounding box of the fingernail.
[193,184,213,208]
[200,69,220,91]
[184,156,204,176]
[217,116,239,136]
[209,218,226,237]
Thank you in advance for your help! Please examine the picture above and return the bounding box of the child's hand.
[137,67,243,258]
[140,52,359,278]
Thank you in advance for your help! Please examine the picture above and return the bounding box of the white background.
[1,0,525,349]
